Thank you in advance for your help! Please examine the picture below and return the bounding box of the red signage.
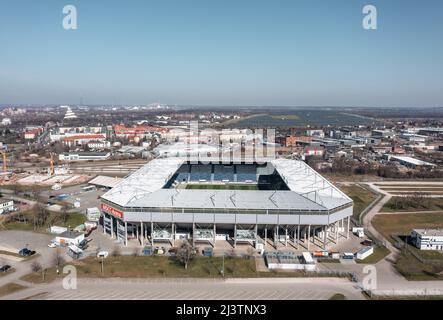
[101,203,124,219]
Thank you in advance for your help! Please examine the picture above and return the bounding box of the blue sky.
[0,0,442,107]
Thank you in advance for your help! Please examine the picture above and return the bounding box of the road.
[1,277,364,300]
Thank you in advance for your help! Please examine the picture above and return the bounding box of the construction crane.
[0,151,7,173]
[49,153,55,176]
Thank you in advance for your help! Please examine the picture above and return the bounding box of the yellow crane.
[0,151,7,173]
[49,153,55,176]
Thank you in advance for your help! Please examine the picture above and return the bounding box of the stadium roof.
[89,175,123,188]
[101,157,352,211]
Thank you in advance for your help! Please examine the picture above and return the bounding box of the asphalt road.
[2,277,364,300]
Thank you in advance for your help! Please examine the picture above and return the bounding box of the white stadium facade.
[100,157,353,249]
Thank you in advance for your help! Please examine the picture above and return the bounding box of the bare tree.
[30,260,42,273]
[33,204,49,230]
[51,249,65,269]
[176,240,196,270]
[409,191,430,209]
[60,204,70,224]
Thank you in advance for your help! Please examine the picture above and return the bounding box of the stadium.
[100,157,353,250]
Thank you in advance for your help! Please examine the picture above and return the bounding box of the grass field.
[0,268,15,277]
[355,246,390,264]
[22,256,257,283]
[394,251,443,281]
[339,185,377,220]
[20,255,347,284]
[372,212,443,242]
[381,197,443,213]
[3,210,86,233]
[0,283,27,298]
[186,184,258,190]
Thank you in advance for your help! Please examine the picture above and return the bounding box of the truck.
[313,250,329,258]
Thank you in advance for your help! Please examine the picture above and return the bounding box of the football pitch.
[185,184,259,190]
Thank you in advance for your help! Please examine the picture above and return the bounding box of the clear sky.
[0,0,442,107]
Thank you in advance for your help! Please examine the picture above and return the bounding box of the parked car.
[97,251,109,258]
[78,239,89,250]
[18,248,36,256]
[48,242,58,248]
[342,252,355,260]
[0,265,12,272]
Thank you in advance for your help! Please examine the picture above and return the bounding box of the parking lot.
[0,230,61,286]
[40,184,106,213]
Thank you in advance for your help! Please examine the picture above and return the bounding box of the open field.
[339,185,377,220]
[381,197,443,213]
[395,252,443,281]
[372,212,443,242]
[186,184,259,190]
[2,210,86,233]
[0,283,27,298]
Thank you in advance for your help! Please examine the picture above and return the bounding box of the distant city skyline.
[0,0,442,108]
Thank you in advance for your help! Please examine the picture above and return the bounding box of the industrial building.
[411,229,443,251]
[100,157,353,249]
[0,199,14,214]
[58,152,111,161]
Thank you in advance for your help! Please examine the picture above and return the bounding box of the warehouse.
[100,157,353,249]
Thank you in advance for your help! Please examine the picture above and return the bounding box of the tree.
[60,204,70,224]
[176,240,196,270]
[51,249,65,269]
[30,260,42,273]
[33,204,49,230]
